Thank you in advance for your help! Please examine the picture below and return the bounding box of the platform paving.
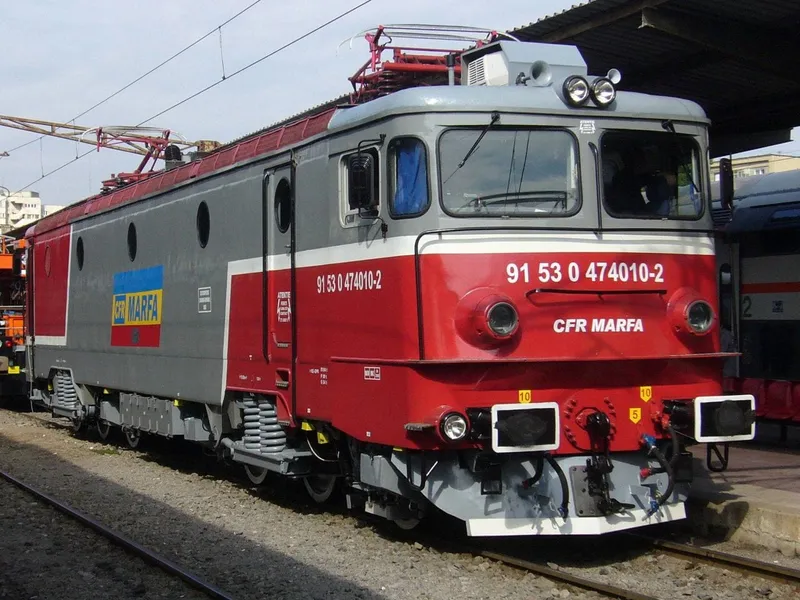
[685,436,800,557]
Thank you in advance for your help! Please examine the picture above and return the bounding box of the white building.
[0,190,64,233]
[44,204,65,217]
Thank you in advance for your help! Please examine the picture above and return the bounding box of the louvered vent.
[467,57,486,86]
[712,207,733,228]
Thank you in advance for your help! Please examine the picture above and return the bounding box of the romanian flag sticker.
[111,265,163,347]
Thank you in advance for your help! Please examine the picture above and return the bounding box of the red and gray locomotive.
[21,26,754,536]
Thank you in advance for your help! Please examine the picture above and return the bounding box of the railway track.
[470,535,800,600]
[476,549,659,600]
[631,533,800,585]
[0,468,236,600]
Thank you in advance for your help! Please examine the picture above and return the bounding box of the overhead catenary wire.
[136,0,374,126]
[1,0,265,156]
[7,0,374,197]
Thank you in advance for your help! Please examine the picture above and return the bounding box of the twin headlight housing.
[562,69,620,109]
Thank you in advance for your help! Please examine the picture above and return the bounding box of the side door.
[261,159,296,403]
[22,243,35,385]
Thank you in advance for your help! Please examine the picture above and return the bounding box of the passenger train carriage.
[21,27,755,536]
[713,169,800,430]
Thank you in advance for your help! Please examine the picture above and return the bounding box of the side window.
[275,178,292,233]
[341,147,380,226]
[389,137,429,218]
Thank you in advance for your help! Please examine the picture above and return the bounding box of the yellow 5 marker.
[639,386,652,403]
[629,407,642,424]
[518,390,532,403]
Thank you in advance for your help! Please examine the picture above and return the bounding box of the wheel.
[96,419,112,441]
[244,464,268,485]
[393,516,421,531]
[124,428,141,449]
[302,474,338,504]
[393,500,426,531]
[71,415,87,434]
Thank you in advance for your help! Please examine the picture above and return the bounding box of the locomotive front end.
[355,40,755,536]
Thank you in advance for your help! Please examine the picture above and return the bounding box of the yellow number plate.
[639,386,652,403]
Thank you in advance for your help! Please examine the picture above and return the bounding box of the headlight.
[687,300,714,334]
[562,75,589,106]
[440,412,468,441]
[487,302,518,337]
[590,77,616,107]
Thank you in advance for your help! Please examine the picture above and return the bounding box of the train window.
[389,138,429,218]
[340,147,380,226]
[275,177,292,233]
[197,201,210,248]
[76,237,84,271]
[127,223,137,261]
[439,128,580,218]
[601,130,703,220]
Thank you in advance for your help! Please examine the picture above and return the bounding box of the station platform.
[684,423,800,557]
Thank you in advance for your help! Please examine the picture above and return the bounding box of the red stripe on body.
[225,250,723,452]
[741,282,800,294]
[110,324,161,347]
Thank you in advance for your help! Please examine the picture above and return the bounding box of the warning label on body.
[277,291,291,323]
[198,287,212,313]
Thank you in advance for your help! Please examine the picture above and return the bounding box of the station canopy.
[509,0,800,157]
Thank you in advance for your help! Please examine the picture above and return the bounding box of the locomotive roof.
[27,81,708,239]
[327,84,708,130]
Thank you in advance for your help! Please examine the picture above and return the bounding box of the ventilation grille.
[712,206,732,228]
[467,57,486,86]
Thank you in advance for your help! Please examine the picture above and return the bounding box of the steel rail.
[0,469,236,600]
[632,535,800,585]
[476,550,659,600]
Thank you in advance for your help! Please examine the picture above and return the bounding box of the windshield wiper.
[443,111,500,185]
[477,190,568,205]
[456,190,568,212]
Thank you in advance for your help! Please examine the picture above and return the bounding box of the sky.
[1,0,798,208]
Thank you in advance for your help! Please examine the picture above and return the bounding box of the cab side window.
[341,147,380,226]
[389,137,429,218]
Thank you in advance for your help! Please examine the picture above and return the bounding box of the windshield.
[601,130,703,220]
[439,128,580,217]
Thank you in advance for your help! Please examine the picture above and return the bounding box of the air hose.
[640,434,675,518]
[545,453,569,520]
[667,423,680,468]
[520,454,545,490]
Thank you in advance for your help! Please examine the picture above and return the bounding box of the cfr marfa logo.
[110,265,163,347]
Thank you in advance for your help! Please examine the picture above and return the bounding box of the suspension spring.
[242,398,261,450]
[53,372,78,411]
[258,398,285,453]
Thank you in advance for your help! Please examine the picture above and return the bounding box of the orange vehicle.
[0,235,27,399]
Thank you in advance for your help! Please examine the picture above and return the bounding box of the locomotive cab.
[313,37,755,534]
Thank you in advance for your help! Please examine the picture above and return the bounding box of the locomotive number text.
[505,261,665,284]
[316,270,382,294]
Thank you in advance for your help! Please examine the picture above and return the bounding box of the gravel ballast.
[1,408,798,600]
[0,477,207,599]
[0,409,602,600]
